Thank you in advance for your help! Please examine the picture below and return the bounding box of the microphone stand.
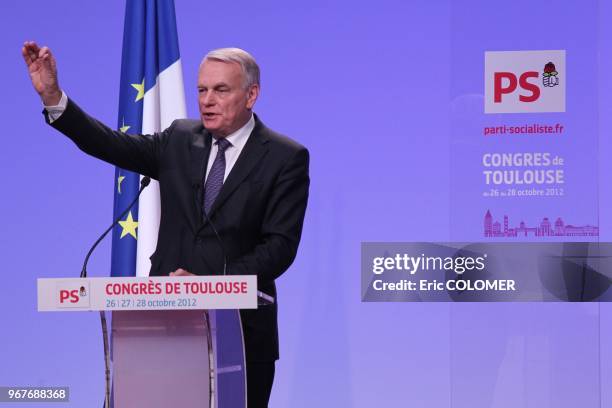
[79,176,151,408]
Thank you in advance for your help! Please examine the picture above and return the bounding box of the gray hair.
[201,47,260,89]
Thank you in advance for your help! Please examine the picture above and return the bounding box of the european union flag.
[111,0,187,277]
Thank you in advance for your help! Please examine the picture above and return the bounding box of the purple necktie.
[203,137,232,214]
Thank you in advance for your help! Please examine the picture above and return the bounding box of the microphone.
[78,176,151,408]
[80,176,151,278]
[192,182,229,275]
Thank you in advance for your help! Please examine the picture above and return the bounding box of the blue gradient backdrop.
[1,1,610,407]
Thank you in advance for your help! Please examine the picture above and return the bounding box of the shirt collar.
[214,113,255,150]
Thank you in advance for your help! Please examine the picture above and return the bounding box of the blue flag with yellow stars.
[111,0,187,277]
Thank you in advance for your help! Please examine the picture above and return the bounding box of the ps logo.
[485,50,565,113]
[59,289,80,303]
[493,71,540,103]
[56,281,90,308]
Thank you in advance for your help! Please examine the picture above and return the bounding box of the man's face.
[197,59,259,137]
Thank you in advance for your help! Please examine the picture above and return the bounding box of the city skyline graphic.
[484,210,599,237]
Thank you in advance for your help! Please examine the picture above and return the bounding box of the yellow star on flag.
[131,79,145,102]
[118,211,138,240]
[119,118,130,133]
[117,175,126,194]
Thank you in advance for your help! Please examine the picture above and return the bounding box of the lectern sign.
[38,276,257,311]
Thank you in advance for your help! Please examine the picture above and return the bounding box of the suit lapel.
[205,119,269,220]
[190,126,212,225]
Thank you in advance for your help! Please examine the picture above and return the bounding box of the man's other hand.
[170,268,196,277]
[22,41,62,106]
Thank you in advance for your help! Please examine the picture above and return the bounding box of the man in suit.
[23,41,309,407]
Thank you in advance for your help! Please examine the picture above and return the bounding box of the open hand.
[170,268,196,277]
[22,41,62,105]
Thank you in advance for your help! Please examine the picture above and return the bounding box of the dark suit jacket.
[46,99,310,362]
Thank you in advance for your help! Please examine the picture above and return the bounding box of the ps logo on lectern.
[484,50,565,113]
[56,281,91,308]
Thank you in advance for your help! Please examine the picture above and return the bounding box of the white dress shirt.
[205,115,254,183]
[43,90,68,122]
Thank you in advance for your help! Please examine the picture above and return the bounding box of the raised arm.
[22,40,170,178]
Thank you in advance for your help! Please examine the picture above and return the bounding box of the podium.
[38,275,266,408]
